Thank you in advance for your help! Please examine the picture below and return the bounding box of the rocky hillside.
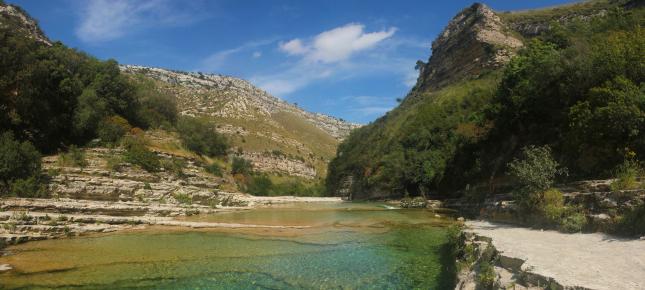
[326,0,643,200]
[414,3,523,92]
[0,3,50,45]
[121,65,360,178]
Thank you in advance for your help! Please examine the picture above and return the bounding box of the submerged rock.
[400,197,428,208]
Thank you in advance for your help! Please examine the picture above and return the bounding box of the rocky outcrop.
[0,3,51,45]
[459,220,645,290]
[455,228,582,290]
[43,148,230,205]
[415,3,523,92]
[240,152,316,179]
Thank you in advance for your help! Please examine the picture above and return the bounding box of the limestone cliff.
[415,3,523,92]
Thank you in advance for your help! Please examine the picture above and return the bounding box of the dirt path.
[466,220,645,290]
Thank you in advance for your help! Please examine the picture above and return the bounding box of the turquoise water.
[0,203,455,289]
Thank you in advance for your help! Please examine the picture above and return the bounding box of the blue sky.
[10,0,577,123]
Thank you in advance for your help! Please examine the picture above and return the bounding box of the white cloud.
[76,0,204,43]
[343,95,398,118]
[280,23,397,63]
[199,39,276,72]
[252,23,399,96]
[279,39,308,55]
[404,69,419,87]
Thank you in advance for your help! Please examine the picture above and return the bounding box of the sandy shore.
[466,220,645,290]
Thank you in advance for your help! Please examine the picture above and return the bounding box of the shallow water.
[0,202,455,289]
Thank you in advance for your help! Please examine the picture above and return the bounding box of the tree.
[177,117,228,157]
[507,145,567,212]
[97,115,132,144]
[231,157,252,175]
[0,132,42,195]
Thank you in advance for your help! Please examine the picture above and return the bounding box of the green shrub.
[123,137,160,172]
[177,117,228,157]
[231,157,252,175]
[58,145,88,168]
[614,203,645,237]
[559,211,586,233]
[134,79,178,129]
[446,224,463,255]
[508,146,567,212]
[541,188,565,225]
[104,155,123,172]
[173,193,192,204]
[9,176,48,198]
[477,261,497,289]
[205,162,223,177]
[161,158,186,177]
[0,132,42,194]
[610,157,641,191]
[97,115,131,144]
[246,174,273,196]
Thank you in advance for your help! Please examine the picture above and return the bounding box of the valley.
[1,0,644,289]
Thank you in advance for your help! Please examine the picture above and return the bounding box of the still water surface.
[0,202,455,289]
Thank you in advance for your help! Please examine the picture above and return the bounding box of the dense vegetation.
[177,117,228,157]
[327,6,644,199]
[0,6,178,195]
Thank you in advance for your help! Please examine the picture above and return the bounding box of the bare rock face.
[0,3,51,45]
[415,3,523,91]
[241,152,316,179]
[43,148,225,205]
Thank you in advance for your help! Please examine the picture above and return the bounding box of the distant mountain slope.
[121,65,360,178]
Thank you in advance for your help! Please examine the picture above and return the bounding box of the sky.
[9,0,577,124]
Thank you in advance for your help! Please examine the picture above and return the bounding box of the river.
[0,202,455,289]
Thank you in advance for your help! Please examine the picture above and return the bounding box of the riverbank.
[457,220,645,290]
[0,195,342,252]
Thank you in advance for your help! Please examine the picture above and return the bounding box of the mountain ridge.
[120,65,361,140]
[326,0,643,200]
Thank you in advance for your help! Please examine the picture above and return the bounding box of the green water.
[0,203,455,289]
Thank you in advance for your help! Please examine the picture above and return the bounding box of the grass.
[173,193,192,204]
[57,146,88,168]
[498,0,619,25]
[610,160,642,191]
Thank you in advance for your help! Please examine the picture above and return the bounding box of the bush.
[246,174,273,196]
[161,158,186,177]
[134,80,178,129]
[123,137,160,172]
[0,132,42,193]
[541,188,565,225]
[97,115,131,145]
[559,211,587,233]
[104,155,123,172]
[508,146,567,212]
[177,117,228,157]
[477,261,497,289]
[173,193,192,204]
[614,203,645,237]
[58,145,88,168]
[9,176,48,198]
[231,157,252,175]
[205,162,223,177]
[610,156,641,191]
